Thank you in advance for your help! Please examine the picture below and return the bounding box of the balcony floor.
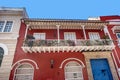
[22,45,114,53]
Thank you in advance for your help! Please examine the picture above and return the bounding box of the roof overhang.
[23,18,108,29]
[0,7,28,18]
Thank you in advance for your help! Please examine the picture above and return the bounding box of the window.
[0,21,13,32]
[64,32,76,41]
[33,33,45,40]
[14,63,34,80]
[89,32,100,40]
[116,33,120,45]
[118,68,120,77]
[65,61,83,80]
[0,47,4,67]
[0,21,5,32]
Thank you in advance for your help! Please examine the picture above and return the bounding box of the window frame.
[116,33,120,46]
[33,33,46,40]
[0,21,5,32]
[0,47,4,67]
[64,32,76,40]
[64,61,84,80]
[0,20,13,33]
[14,63,34,80]
[88,32,100,40]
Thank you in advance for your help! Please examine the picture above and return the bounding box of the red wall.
[100,16,120,79]
[28,29,105,40]
[10,22,90,80]
[107,24,120,68]
[100,16,120,68]
[100,15,120,21]
[10,21,107,80]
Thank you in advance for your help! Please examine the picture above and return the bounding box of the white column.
[82,25,87,40]
[24,24,29,39]
[56,25,60,43]
[103,25,112,39]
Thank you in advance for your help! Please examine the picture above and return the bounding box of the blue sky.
[0,0,120,19]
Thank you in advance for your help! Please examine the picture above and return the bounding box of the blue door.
[90,59,113,80]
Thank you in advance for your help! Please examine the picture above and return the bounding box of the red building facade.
[10,18,119,80]
[100,15,120,78]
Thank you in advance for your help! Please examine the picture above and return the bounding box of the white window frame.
[116,33,120,46]
[0,20,13,33]
[0,47,4,67]
[0,43,8,55]
[0,21,5,32]
[64,32,76,40]
[33,33,46,40]
[118,68,120,77]
[64,61,84,80]
[0,43,8,67]
[14,63,34,80]
[88,32,100,40]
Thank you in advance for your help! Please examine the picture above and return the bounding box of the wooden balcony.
[22,39,114,53]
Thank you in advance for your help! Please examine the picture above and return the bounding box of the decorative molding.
[59,58,85,68]
[11,59,39,70]
[0,43,8,55]
[13,63,34,80]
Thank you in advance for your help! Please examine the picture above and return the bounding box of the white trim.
[88,32,100,40]
[0,43,8,55]
[1,21,6,32]
[56,25,60,43]
[114,49,120,64]
[11,59,39,70]
[112,28,115,34]
[104,25,120,76]
[111,26,120,34]
[104,25,120,64]
[33,33,46,40]
[0,20,13,32]
[82,25,87,40]
[64,32,76,43]
[104,25,112,40]
[118,68,120,77]
[13,63,34,80]
[59,58,85,68]
[24,24,29,39]
[116,33,120,46]
[10,20,14,32]
[64,61,84,80]
[112,52,119,76]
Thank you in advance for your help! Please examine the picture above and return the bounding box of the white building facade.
[0,7,27,80]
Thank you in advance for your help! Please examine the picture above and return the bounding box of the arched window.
[65,61,83,80]
[14,63,34,80]
[0,47,4,66]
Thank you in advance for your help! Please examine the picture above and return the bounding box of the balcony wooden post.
[24,24,29,39]
[104,25,115,46]
[56,25,60,43]
[82,25,87,40]
[103,25,112,39]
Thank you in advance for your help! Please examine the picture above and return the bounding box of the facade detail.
[64,61,84,80]
[14,63,34,80]
[9,18,119,80]
[0,7,119,80]
[100,15,120,79]
[0,7,27,80]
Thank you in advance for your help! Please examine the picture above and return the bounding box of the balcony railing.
[23,39,112,47]
[22,39,114,53]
